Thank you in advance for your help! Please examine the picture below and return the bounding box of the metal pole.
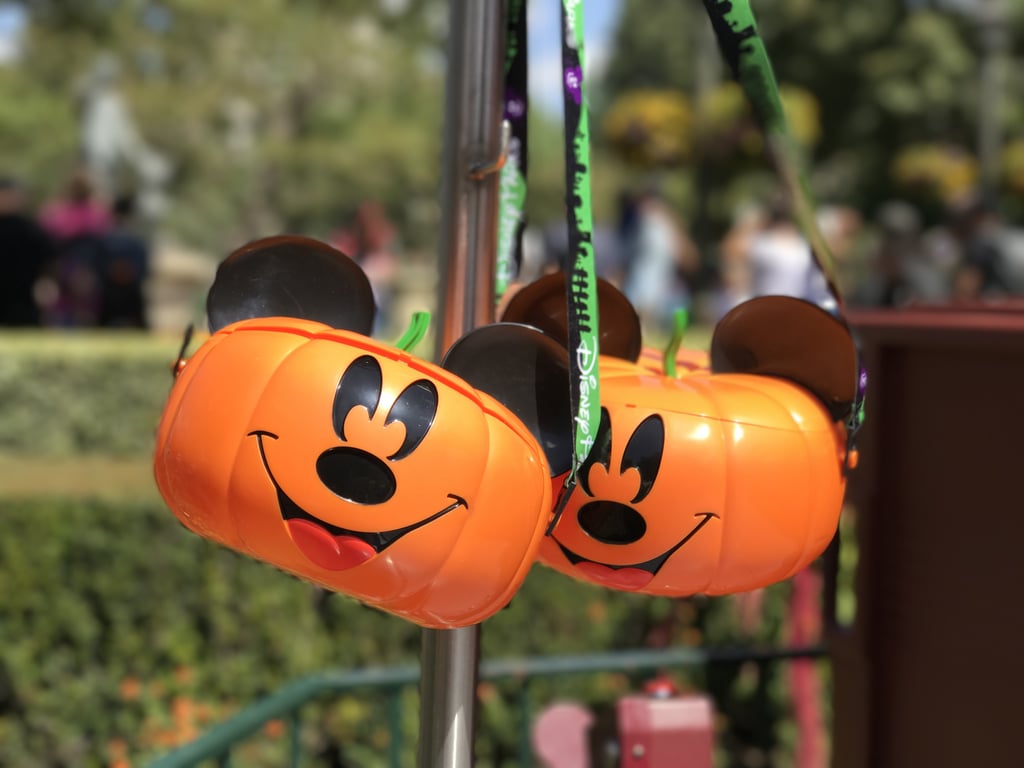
[432,0,506,356]
[418,1,506,767]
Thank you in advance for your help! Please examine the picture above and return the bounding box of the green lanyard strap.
[703,0,866,444]
[496,0,529,300]
[702,0,843,310]
[560,0,602,487]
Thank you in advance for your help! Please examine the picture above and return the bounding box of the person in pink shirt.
[39,169,113,326]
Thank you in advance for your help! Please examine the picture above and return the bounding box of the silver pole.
[432,0,506,355]
[418,1,506,767]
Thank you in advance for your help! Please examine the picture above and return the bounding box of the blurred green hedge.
[0,496,804,767]
[0,332,181,457]
[0,497,419,765]
[2,497,788,766]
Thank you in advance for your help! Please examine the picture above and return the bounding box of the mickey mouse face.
[154,237,567,629]
[537,361,850,597]
[244,347,476,575]
[556,407,719,592]
[500,273,858,597]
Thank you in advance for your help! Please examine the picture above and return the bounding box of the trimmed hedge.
[0,497,806,767]
[0,497,420,765]
[1,497,776,766]
[0,331,182,457]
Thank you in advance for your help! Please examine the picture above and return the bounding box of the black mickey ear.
[442,323,574,477]
[206,234,376,334]
[500,271,643,362]
[711,295,858,420]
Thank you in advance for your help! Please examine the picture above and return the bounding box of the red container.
[615,692,714,768]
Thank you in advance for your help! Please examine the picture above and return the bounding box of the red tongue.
[576,561,654,591]
[286,519,376,571]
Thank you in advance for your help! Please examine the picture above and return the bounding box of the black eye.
[579,408,612,497]
[333,356,383,439]
[385,379,438,460]
[621,415,664,503]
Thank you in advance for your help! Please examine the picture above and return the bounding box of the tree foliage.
[3,0,448,255]
[599,0,1022,228]
[601,0,704,96]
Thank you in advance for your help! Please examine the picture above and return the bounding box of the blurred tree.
[769,2,977,211]
[601,0,701,97]
[891,141,979,212]
[602,89,693,167]
[4,0,448,254]
[595,0,707,200]
[0,68,77,202]
[598,0,997,231]
[693,82,821,160]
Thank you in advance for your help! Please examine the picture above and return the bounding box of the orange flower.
[172,696,194,726]
[107,738,128,759]
[476,681,498,702]
[151,729,179,747]
[119,678,143,701]
[263,719,285,739]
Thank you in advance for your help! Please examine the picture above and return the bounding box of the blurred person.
[513,224,547,285]
[711,201,765,321]
[536,215,627,284]
[40,168,113,242]
[0,177,55,326]
[39,169,113,326]
[745,197,834,310]
[98,194,150,328]
[621,187,699,337]
[539,218,570,275]
[818,203,868,299]
[857,201,949,307]
[950,198,1012,301]
[994,227,1024,295]
[332,201,400,334]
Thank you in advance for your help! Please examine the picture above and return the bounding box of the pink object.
[616,693,714,768]
[40,201,112,241]
[789,567,826,768]
[532,702,594,768]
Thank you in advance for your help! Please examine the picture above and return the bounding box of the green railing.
[149,644,825,767]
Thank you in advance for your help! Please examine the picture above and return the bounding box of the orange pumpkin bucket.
[507,277,859,596]
[154,236,569,628]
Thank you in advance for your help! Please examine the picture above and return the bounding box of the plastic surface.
[206,234,375,334]
[501,272,643,362]
[156,236,568,628]
[711,295,858,420]
[154,318,554,629]
[538,353,848,596]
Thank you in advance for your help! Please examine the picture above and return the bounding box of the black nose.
[316,447,396,505]
[577,501,647,545]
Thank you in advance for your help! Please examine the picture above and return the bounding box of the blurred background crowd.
[2,0,1024,341]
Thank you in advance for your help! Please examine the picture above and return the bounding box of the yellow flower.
[603,89,693,167]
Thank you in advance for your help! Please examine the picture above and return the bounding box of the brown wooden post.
[831,304,1024,768]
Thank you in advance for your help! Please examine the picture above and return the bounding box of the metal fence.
[149,643,826,767]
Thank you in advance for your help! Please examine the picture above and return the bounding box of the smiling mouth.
[250,431,468,570]
[553,511,718,590]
